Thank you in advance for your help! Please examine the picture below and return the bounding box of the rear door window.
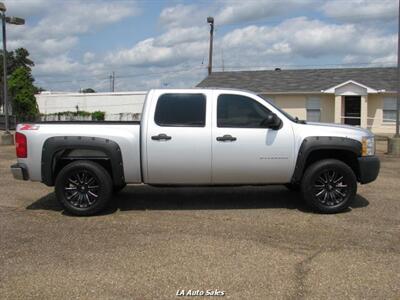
[154,93,206,127]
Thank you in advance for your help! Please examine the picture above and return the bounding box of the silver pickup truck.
[11,88,380,215]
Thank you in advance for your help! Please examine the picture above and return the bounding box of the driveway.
[0,142,399,299]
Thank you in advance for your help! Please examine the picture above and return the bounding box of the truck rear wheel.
[301,159,357,214]
[55,160,113,216]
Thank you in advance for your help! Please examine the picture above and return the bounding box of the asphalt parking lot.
[1,142,399,299]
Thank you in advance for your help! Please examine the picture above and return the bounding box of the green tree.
[11,48,34,72]
[0,48,34,74]
[8,67,39,120]
[0,48,36,110]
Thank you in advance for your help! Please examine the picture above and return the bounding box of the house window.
[383,97,397,123]
[306,97,321,122]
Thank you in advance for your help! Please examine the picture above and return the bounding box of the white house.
[36,91,147,120]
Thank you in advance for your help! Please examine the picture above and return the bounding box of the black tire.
[113,183,126,193]
[301,159,357,214]
[284,183,300,191]
[55,160,113,216]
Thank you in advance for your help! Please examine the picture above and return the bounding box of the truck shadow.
[26,185,369,216]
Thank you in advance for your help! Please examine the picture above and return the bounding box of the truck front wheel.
[55,160,113,216]
[301,159,357,214]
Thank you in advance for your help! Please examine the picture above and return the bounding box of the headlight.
[362,136,375,156]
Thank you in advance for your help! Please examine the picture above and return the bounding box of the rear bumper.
[10,163,29,181]
[358,156,380,184]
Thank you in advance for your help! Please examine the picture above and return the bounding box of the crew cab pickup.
[11,89,380,215]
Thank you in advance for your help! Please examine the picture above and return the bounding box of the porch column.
[360,95,368,128]
[334,95,342,124]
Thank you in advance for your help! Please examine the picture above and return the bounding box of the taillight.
[15,132,27,158]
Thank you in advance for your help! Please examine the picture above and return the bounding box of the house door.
[344,96,361,126]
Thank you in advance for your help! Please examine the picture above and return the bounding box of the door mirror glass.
[261,113,282,129]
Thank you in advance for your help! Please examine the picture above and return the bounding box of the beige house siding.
[262,93,397,134]
[264,94,307,120]
[262,94,334,123]
[367,94,381,130]
[367,93,397,134]
[320,95,335,123]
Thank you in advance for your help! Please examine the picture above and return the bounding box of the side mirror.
[261,113,282,130]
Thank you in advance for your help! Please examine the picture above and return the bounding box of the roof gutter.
[258,91,326,95]
[258,90,396,95]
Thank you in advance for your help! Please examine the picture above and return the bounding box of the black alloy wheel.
[55,160,113,216]
[301,159,357,213]
[312,170,348,207]
[63,170,100,209]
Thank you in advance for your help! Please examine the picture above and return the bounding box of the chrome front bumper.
[10,163,29,180]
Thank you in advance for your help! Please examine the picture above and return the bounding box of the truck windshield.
[258,95,303,123]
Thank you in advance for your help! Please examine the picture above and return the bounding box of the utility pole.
[396,0,400,138]
[221,47,225,72]
[2,8,8,133]
[109,72,115,92]
[388,0,400,155]
[207,17,214,76]
[112,71,115,92]
[0,2,24,145]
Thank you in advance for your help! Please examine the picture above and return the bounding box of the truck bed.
[18,122,142,183]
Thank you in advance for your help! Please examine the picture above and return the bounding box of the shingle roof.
[196,67,398,93]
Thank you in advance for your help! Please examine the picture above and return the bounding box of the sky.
[3,0,399,92]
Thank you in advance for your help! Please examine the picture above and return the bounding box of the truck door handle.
[216,134,237,142]
[151,133,172,141]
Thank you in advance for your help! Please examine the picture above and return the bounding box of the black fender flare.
[291,136,362,183]
[41,136,124,187]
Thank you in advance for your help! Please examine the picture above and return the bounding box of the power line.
[34,60,396,86]
[208,12,397,33]
[115,66,205,79]
[35,65,206,84]
[34,76,110,84]
[35,62,397,85]
[212,61,397,70]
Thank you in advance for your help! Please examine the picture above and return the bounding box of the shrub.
[91,111,105,121]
